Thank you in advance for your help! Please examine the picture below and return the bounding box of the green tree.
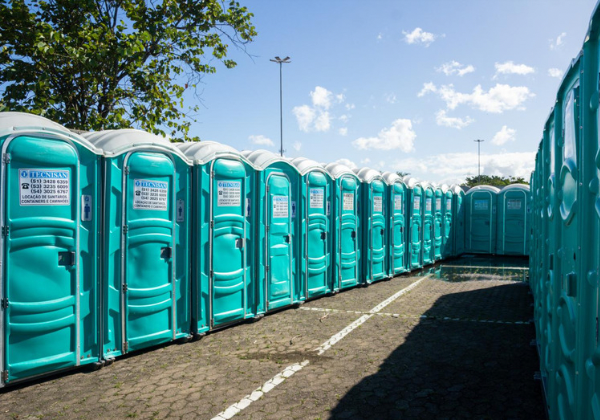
[462,175,529,188]
[396,171,410,178]
[0,0,256,140]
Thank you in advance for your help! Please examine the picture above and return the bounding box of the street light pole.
[270,56,291,156]
[474,139,484,184]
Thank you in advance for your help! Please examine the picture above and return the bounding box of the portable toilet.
[242,150,301,310]
[84,130,192,358]
[325,162,360,290]
[465,185,500,254]
[382,172,408,277]
[355,167,388,284]
[178,141,258,332]
[404,177,423,270]
[497,184,531,256]
[441,185,454,259]
[433,184,444,261]
[421,182,435,265]
[451,185,466,256]
[290,157,333,299]
[0,113,102,387]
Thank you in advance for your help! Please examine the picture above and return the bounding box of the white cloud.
[311,86,334,109]
[352,119,416,152]
[292,141,302,151]
[435,110,474,129]
[360,158,371,164]
[494,61,535,77]
[292,105,317,132]
[385,93,397,104]
[491,125,516,146]
[336,93,345,103]
[403,27,437,47]
[437,60,475,77]
[249,134,274,147]
[550,32,567,50]
[418,82,437,97]
[345,103,355,110]
[377,32,383,41]
[548,68,563,78]
[339,114,350,123]
[334,158,357,170]
[339,127,348,136]
[424,83,535,113]
[392,151,535,185]
[314,111,331,131]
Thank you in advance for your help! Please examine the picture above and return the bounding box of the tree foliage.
[462,175,529,188]
[0,0,256,140]
[396,171,410,178]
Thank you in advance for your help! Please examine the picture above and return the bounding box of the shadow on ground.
[329,282,545,419]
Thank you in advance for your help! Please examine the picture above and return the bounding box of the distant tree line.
[461,175,529,188]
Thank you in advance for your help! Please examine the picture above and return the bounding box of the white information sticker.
[343,193,354,211]
[436,198,441,210]
[20,169,70,206]
[373,196,383,212]
[273,195,289,218]
[507,199,522,210]
[446,198,452,211]
[310,188,324,208]
[217,181,241,207]
[414,196,421,211]
[133,179,168,210]
[426,198,432,212]
[474,199,489,211]
[394,195,403,211]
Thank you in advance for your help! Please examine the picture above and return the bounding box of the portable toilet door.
[421,182,435,265]
[85,130,191,357]
[325,162,360,290]
[178,142,257,332]
[356,167,387,284]
[433,184,443,261]
[497,184,530,256]
[382,172,407,276]
[404,177,423,270]
[465,185,500,254]
[451,185,466,256]
[441,185,454,259]
[290,157,333,299]
[0,113,102,387]
[243,150,298,311]
[553,55,582,420]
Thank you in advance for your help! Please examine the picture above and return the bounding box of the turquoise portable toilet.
[465,185,499,254]
[421,182,435,265]
[0,113,102,387]
[242,150,300,310]
[451,185,466,256]
[382,172,408,277]
[355,167,387,284]
[433,184,443,261]
[84,130,192,358]
[325,162,360,290]
[289,157,333,299]
[441,185,454,259]
[178,141,258,332]
[404,177,423,270]
[496,184,531,256]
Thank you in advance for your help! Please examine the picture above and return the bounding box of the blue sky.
[189,0,597,185]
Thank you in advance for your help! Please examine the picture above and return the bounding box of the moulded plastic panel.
[453,188,466,256]
[389,181,407,275]
[1,122,101,386]
[422,184,434,265]
[441,188,454,258]
[433,186,443,260]
[338,176,360,289]
[497,185,530,256]
[362,178,387,283]
[466,187,498,254]
[408,184,423,269]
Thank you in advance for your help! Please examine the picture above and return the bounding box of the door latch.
[161,247,172,259]
[58,251,76,266]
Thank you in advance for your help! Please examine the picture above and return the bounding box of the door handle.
[58,251,76,266]
[236,238,245,249]
[284,235,291,243]
[380,229,384,235]
[351,231,356,239]
[321,232,326,240]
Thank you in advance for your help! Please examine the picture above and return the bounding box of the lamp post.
[270,56,291,156]
[474,139,484,184]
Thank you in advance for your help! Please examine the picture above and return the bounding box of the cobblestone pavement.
[0,258,544,420]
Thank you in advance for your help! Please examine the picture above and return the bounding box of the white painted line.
[443,264,529,271]
[211,360,309,420]
[212,274,431,419]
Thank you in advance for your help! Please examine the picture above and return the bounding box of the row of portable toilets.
[529,2,600,419]
[0,111,530,388]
